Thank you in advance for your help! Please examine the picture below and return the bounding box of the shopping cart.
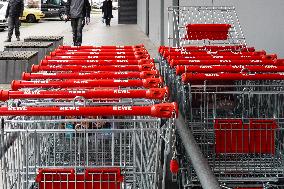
[0,103,177,189]
[162,5,284,188]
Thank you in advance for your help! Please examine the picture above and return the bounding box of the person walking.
[65,0,91,46]
[4,0,24,42]
[102,0,113,27]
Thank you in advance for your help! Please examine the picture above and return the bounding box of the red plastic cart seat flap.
[186,24,231,40]
[214,119,247,153]
[249,119,277,154]
[214,119,277,154]
[36,168,123,189]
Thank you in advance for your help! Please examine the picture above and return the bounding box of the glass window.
[49,0,61,5]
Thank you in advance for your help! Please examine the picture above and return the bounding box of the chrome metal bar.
[176,112,221,189]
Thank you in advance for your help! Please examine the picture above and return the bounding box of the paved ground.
[0,10,158,57]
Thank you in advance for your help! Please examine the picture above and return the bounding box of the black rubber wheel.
[26,14,36,23]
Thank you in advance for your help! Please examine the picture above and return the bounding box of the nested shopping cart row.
[159,45,284,188]
[0,44,178,189]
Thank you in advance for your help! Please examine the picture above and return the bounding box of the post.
[176,113,221,189]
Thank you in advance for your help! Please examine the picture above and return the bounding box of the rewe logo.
[42,73,56,76]
[88,56,99,59]
[82,65,96,68]
[23,91,41,95]
[53,60,69,63]
[115,56,126,59]
[114,90,130,94]
[200,66,212,69]
[265,65,277,69]
[232,65,245,69]
[117,60,128,63]
[87,60,99,63]
[113,106,132,111]
[33,81,49,84]
[74,81,89,84]
[78,73,91,75]
[8,107,27,111]
[116,52,126,55]
[114,80,129,83]
[220,60,231,63]
[50,65,62,68]
[68,90,86,94]
[212,56,224,59]
[205,74,220,77]
[114,72,128,75]
[59,107,80,111]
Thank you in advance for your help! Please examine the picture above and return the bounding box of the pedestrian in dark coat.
[66,0,91,46]
[102,0,113,26]
[5,0,24,42]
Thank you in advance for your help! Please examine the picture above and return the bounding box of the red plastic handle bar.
[159,46,255,54]
[163,50,266,58]
[31,64,155,72]
[167,54,277,62]
[0,103,178,118]
[59,44,145,50]
[182,73,284,83]
[56,48,146,53]
[170,59,278,67]
[51,51,148,56]
[0,87,169,101]
[176,65,284,75]
[11,78,164,90]
[40,59,153,66]
[23,70,159,80]
[45,54,151,60]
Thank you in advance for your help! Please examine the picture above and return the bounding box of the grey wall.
[148,0,162,45]
[137,0,147,33]
[138,0,284,57]
[137,0,176,46]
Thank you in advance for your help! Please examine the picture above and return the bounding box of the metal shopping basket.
[177,72,284,188]
[167,6,247,48]
[0,103,177,189]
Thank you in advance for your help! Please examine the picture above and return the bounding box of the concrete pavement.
[0,11,158,57]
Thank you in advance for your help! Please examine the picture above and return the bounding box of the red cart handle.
[56,48,146,53]
[182,73,284,83]
[170,59,277,67]
[167,54,276,63]
[51,51,148,56]
[40,59,153,66]
[45,54,151,60]
[0,103,178,118]
[32,64,155,73]
[163,50,266,58]
[23,70,159,80]
[176,65,284,75]
[11,78,164,90]
[0,87,169,101]
[159,46,255,54]
[59,44,145,50]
